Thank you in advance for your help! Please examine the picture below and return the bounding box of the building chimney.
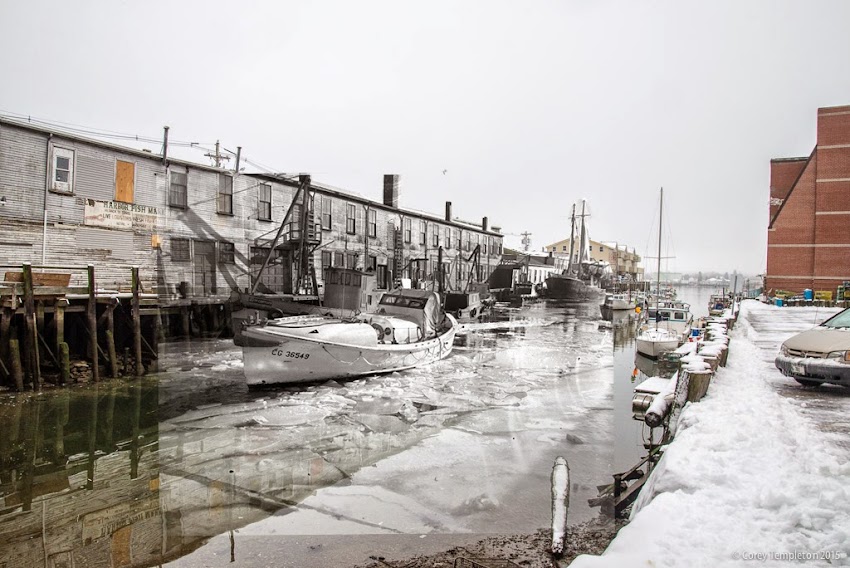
[445,201,452,222]
[383,174,399,208]
[482,216,488,231]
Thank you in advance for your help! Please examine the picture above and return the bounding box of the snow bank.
[571,301,850,567]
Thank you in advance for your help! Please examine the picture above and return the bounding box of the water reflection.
[0,301,613,567]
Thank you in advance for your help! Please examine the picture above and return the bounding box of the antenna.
[520,231,532,252]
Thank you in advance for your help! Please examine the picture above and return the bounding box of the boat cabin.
[323,267,384,312]
[371,289,444,341]
[647,306,690,324]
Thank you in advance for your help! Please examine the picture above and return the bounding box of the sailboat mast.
[656,187,663,312]
[567,204,576,274]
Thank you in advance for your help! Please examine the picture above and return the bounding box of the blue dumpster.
[804,289,814,300]
[775,298,784,307]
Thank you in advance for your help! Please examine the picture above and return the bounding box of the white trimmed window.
[258,183,272,221]
[52,147,75,193]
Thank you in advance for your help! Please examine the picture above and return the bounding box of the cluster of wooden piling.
[0,263,157,391]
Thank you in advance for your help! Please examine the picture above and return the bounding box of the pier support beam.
[132,267,143,377]
[87,264,99,383]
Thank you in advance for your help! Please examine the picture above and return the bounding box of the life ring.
[469,308,477,318]
[371,323,385,341]
[455,309,463,318]
[268,309,284,319]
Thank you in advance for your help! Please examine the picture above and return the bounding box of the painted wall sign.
[83,199,162,231]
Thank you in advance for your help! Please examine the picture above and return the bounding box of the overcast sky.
[2,1,850,274]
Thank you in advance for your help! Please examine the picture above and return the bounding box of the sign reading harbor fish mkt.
[83,199,162,231]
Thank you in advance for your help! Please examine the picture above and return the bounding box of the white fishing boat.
[635,188,692,359]
[241,289,457,387]
[602,293,637,311]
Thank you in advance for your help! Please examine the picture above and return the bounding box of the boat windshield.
[822,308,850,329]
[379,295,427,309]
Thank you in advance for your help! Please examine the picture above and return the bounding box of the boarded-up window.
[258,183,271,221]
[115,160,135,203]
[218,175,233,215]
[172,238,190,261]
[169,171,187,208]
[52,147,75,193]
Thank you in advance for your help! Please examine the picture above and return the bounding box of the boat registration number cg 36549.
[271,348,310,359]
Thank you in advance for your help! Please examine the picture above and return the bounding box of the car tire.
[794,378,823,387]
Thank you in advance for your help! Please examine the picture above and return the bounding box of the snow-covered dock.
[572,300,850,567]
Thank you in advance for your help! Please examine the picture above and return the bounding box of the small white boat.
[602,293,637,310]
[241,289,457,387]
[635,327,681,359]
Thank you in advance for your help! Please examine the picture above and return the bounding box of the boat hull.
[544,275,587,300]
[242,319,457,386]
[635,336,680,359]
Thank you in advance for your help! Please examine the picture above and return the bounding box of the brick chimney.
[445,201,452,221]
[383,174,399,208]
[482,216,488,231]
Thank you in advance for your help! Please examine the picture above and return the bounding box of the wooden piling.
[87,264,99,383]
[0,307,11,382]
[180,306,190,338]
[59,342,70,385]
[54,300,65,358]
[132,267,143,376]
[686,370,712,402]
[10,339,24,391]
[106,330,119,379]
[22,263,40,388]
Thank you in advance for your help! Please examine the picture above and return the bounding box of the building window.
[600,246,604,252]
[172,238,190,261]
[403,218,412,243]
[169,171,187,208]
[367,255,377,271]
[52,147,75,193]
[562,245,567,252]
[432,224,439,247]
[346,203,356,234]
[321,195,332,230]
[115,160,135,203]
[465,232,471,252]
[322,251,332,268]
[334,252,344,267]
[419,221,427,245]
[258,183,272,221]
[219,241,235,264]
[453,229,459,250]
[368,208,377,238]
[444,227,451,249]
[345,252,357,269]
[217,174,233,215]
[483,237,488,255]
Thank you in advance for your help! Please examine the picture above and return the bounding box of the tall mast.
[656,187,663,312]
[579,199,588,264]
[567,204,576,274]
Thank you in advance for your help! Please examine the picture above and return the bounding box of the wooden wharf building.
[0,117,503,388]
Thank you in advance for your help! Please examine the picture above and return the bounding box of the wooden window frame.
[367,208,377,238]
[346,203,356,234]
[219,241,235,264]
[217,174,234,215]
[51,147,75,194]
[172,238,190,262]
[321,195,332,230]
[419,220,426,246]
[403,217,412,243]
[169,170,188,209]
[258,183,272,221]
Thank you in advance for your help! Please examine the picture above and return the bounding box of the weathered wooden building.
[0,117,503,298]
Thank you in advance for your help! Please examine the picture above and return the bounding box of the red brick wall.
[767,106,850,295]
[817,106,850,147]
[769,158,807,223]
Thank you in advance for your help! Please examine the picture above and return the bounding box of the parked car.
[775,307,850,386]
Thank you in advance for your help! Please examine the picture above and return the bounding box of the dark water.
[0,299,625,567]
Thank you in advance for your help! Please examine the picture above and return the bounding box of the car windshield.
[822,308,850,329]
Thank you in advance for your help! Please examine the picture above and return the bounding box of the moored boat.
[241,289,457,387]
[602,293,637,311]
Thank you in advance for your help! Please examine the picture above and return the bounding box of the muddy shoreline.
[353,516,620,568]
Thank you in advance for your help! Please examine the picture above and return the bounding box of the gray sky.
[2,0,849,274]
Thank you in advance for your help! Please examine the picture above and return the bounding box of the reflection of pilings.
[87,387,99,491]
[130,381,142,479]
[21,400,41,511]
[52,392,69,465]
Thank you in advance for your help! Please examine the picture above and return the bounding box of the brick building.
[766,105,850,295]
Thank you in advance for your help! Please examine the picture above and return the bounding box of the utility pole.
[205,140,230,168]
[520,231,532,252]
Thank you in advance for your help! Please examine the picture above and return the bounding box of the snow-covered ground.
[572,300,850,567]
